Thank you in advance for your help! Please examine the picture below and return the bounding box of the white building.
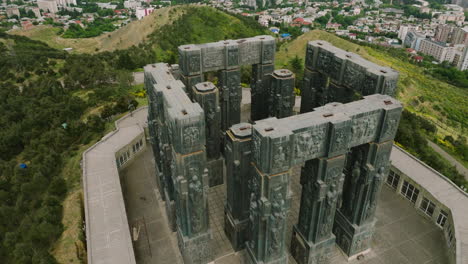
[56,0,76,6]
[37,0,58,13]
[352,6,361,15]
[258,15,272,27]
[436,11,465,25]
[404,31,426,50]
[124,0,141,9]
[6,6,20,17]
[457,46,468,70]
[97,2,117,9]
[419,39,455,62]
[398,25,418,41]
[135,7,154,20]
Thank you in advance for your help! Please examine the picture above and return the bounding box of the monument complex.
[144,36,402,264]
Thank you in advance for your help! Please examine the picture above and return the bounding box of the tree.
[100,104,115,120]
[289,55,303,73]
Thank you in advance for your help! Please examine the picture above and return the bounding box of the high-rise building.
[6,6,20,18]
[37,0,58,13]
[404,31,426,50]
[398,25,418,41]
[434,24,453,43]
[451,27,468,45]
[419,39,455,62]
[457,46,468,70]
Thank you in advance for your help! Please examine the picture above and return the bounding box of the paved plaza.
[120,147,450,264]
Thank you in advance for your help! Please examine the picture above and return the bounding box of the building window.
[419,197,435,217]
[118,151,131,167]
[132,138,144,154]
[401,180,419,203]
[437,210,448,228]
[386,170,400,189]
[447,227,454,247]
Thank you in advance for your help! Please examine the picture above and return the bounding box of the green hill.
[146,6,269,63]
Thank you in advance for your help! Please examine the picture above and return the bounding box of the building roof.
[390,145,468,264]
[82,107,148,264]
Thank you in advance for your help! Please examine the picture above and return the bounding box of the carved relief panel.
[317,50,333,74]
[378,109,402,142]
[227,47,239,67]
[361,72,380,95]
[202,46,224,71]
[292,125,328,164]
[188,54,201,73]
[382,77,398,96]
[262,43,275,64]
[271,141,290,173]
[342,61,365,90]
[305,45,316,70]
[350,113,381,146]
[328,121,352,157]
[239,40,261,65]
[328,56,345,83]
[267,184,287,258]
[186,161,206,235]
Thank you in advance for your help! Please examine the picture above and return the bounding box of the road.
[427,140,468,180]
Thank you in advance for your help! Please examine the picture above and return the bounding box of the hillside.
[9,5,268,55]
[145,6,270,63]
[9,6,185,53]
[1,6,268,264]
[276,30,468,140]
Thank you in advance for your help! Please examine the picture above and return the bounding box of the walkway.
[427,140,468,180]
[120,148,183,264]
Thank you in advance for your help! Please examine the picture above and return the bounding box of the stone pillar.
[218,68,241,131]
[269,69,295,118]
[333,104,401,259]
[224,123,253,251]
[334,141,393,259]
[145,68,177,230]
[300,42,329,113]
[301,40,400,113]
[171,113,213,264]
[181,74,204,98]
[290,155,346,264]
[246,126,292,264]
[146,81,164,198]
[192,82,224,187]
[300,68,328,114]
[251,63,274,121]
[178,44,204,99]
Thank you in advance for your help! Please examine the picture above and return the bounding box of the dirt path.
[427,140,468,180]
